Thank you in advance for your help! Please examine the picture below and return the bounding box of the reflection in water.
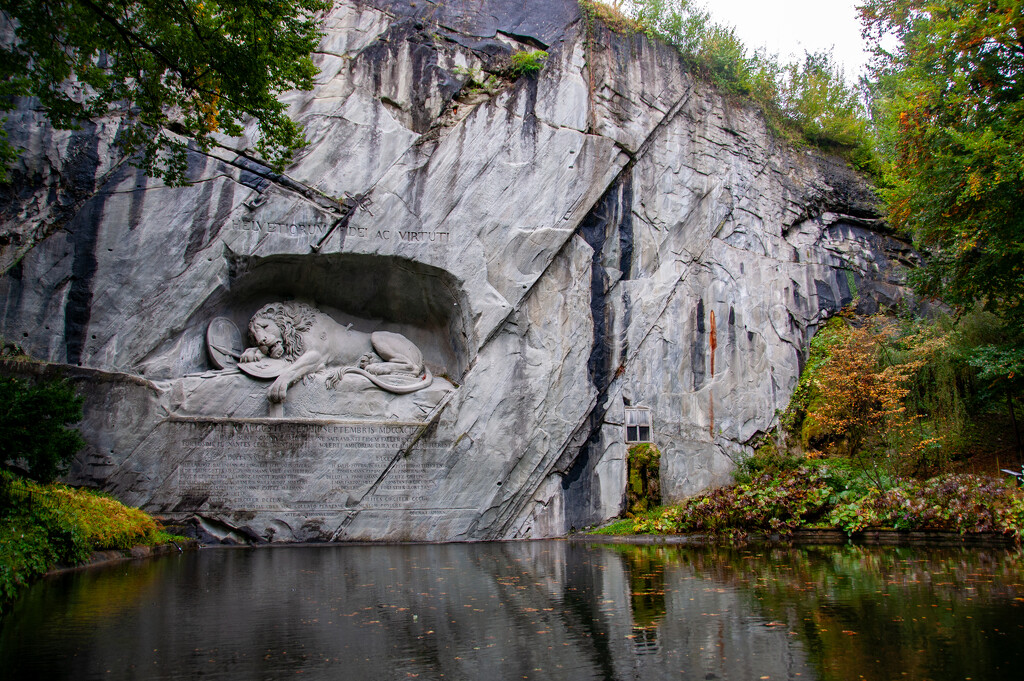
[1,542,1021,680]
[623,546,667,654]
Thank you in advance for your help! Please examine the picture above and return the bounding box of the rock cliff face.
[0,0,913,541]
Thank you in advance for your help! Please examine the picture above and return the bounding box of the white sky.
[699,0,872,79]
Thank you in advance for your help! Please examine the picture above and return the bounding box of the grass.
[0,471,186,612]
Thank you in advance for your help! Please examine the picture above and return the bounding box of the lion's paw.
[268,378,288,403]
[240,347,264,363]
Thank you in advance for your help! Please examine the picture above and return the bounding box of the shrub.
[780,315,849,447]
[509,50,548,77]
[597,468,1024,541]
[633,467,833,537]
[0,472,174,613]
[733,435,803,484]
[452,66,504,96]
[0,376,85,483]
[804,319,926,464]
[828,474,1024,538]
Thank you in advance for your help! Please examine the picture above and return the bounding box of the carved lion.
[240,301,433,403]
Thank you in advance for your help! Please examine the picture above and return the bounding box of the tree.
[1,0,328,185]
[620,1,872,162]
[778,51,870,154]
[0,376,85,483]
[804,321,926,468]
[861,0,1024,335]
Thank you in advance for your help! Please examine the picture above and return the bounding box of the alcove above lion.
[138,253,472,382]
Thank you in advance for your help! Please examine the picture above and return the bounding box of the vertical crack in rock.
[578,170,632,393]
[488,170,636,539]
[560,169,634,531]
[64,198,104,365]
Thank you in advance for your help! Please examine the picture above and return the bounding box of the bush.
[0,376,85,482]
[509,50,548,77]
[779,315,849,447]
[828,474,1024,537]
[783,311,1019,478]
[633,467,833,537]
[597,467,1024,541]
[0,471,174,613]
[733,436,803,484]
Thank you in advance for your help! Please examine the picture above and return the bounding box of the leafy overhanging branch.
[1,0,329,185]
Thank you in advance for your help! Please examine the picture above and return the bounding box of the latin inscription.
[231,218,450,244]
[358,229,451,244]
[232,218,330,237]
[175,423,452,512]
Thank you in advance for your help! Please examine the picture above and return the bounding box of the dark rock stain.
[57,125,108,366]
[126,166,148,232]
[64,197,104,365]
[3,260,24,330]
[183,181,215,267]
[727,306,736,348]
[577,174,631,392]
[563,170,634,528]
[692,299,706,390]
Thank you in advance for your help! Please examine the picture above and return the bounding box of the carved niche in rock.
[209,301,434,404]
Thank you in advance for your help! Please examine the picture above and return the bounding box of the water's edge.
[573,528,1017,547]
[44,539,200,576]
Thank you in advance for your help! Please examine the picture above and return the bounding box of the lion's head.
[248,301,318,361]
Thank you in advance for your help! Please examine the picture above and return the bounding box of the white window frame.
[624,406,653,444]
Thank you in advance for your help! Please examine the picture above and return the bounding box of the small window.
[624,407,653,443]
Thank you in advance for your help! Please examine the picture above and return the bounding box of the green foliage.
[778,52,871,156]
[509,50,548,77]
[605,1,873,165]
[827,474,1024,538]
[589,515,652,535]
[780,315,850,444]
[0,376,85,483]
[861,0,1024,336]
[632,467,834,537]
[0,515,54,608]
[781,312,1009,476]
[0,470,173,612]
[626,443,661,514]
[577,0,641,34]
[0,0,329,185]
[892,315,976,466]
[597,465,1024,541]
[733,436,804,485]
[452,66,504,96]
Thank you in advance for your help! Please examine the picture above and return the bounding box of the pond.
[1,540,1022,680]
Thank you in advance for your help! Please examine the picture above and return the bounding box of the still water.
[1,541,1022,680]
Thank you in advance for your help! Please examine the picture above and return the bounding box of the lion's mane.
[249,301,318,360]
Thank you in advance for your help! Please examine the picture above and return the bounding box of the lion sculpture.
[239,301,433,403]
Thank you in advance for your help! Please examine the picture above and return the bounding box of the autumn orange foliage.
[805,318,941,467]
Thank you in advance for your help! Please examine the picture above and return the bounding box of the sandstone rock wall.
[0,0,912,541]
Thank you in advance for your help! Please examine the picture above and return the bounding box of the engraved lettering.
[174,423,451,513]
